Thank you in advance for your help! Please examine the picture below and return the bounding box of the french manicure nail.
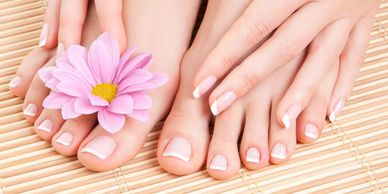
[9,76,22,88]
[305,123,318,139]
[163,137,192,162]
[210,91,236,116]
[193,76,217,99]
[271,143,287,159]
[37,119,53,132]
[329,99,345,122]
[24,103,38,116]
[246,147,260,163]
[282,103,302,129]
[39,23,49,47]
[209,154,227,171]
[81,136,117,160]
[56,42,64,57]
[56,132,73,146]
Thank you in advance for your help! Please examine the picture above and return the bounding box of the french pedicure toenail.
[24,103,38,116]
[209,154,228,171]
[81,136,117,160]
[162,137,192,162]
[39,23,49,47]
[246,147,260,163]
[37,119,53,132]
[271,143,287,160]
[9,76,22,88]
[56,132,74,146]
[193,76,217,99]
[329,98,345,122]
[210,91,237,116]
[305,123,318,139]
[282,103,302,129]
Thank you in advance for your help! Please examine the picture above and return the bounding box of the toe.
[9,48,52,97]
[240,90,271,170]
[207,103,244,180]
[34,109,64,141]
[52,115,97,156]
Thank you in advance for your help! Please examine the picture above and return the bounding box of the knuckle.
[218,52,237,69]
[245,17,271,44]
[279,40,300,61]
[240,72,258,91]
[59,16,84,29]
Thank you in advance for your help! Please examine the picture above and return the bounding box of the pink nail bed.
[282,103,302,129]
[163,137,192,162]
[37,119,53,132]
[329,98,345,122]
[246,147,260,163]
[193,76,217,99]
[209,154,227,171]
[210,91,237,116]
[39,23,49,47]
[81,136,117,160]
[56,132,73,146]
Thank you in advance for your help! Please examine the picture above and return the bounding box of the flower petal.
[56,52,74,69]
[62,100,81,119]
[113,46,138,83]
[38,66,56,83]
[117,69,153,93]
[89,94,109,106]
[117,53,153,82]
[148,73,169,88]
[131,92,152,110]
[67,45,97,86]
[107,94,133,114]
[74,98,100,114]
[98,109,126,133]
[45,78,60,91]
[118,82,155,94]
[43,92,73,109]
[128,110,149,122]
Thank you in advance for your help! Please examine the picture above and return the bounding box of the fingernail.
[37,119,53,132]
[24,103,38,116]
[56,42,64,57]
[329,99,345,122]
[163,137,192,162]
[210,91,236,116]
[209,154,227,171]
[81,136,117,160]
[56,132,73,146]
[282,103,302,129]
[39,23,49,47]
[271,143,287,159]
[9,76,22,88]
[246,147,260,163]
[193,76,217,99]
[305,123,318,139]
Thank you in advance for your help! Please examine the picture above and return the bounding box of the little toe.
[207,103,244,180]
[52,115,97,156]
[34,109,64,141]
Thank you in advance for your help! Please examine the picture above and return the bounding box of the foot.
[157,0,339,180]
[10,1,200,171]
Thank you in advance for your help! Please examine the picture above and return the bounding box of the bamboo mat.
[0,0,387,193]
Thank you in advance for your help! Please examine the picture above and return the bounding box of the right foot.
[157,0,339,180]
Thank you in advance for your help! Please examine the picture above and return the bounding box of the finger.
[192,0,309,98]
[276,18,354,128]
[95,0,126,52]
[39,0,61,49]
[58,0,88,48]
[207,2,338,116]
[328,14,376,122]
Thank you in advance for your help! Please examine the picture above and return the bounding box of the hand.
[38,0,126,52]
[192,0,380,127]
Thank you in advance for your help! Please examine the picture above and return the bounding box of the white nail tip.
[163,151,190,162]
[56,132,73,146]
[210,101,219,116]
[246,157,260,163]
[37,120,52,132]
[305,131,318,139]
[39,37,47,47]
[24,104,37,116]
[271,144,287,159]
[282,114,290,129]
[329,112,336,122]
[9,76,22,88]
[209,164,227,171]
[81,148,109,160]
[192,87,200,99]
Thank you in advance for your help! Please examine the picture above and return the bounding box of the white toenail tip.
[271,152,286,160]
[81,148,108,160]
[305,131,318,139]
[246,157,260,163]
[37,125,51,132]
[209,164,227,171]
[56,139,70,146]
[192,87,200,99]
[210,101,219,116]
[39,38,47,47]
[9,76,22,88]
[163,151,190,162]
[329,112,336,123]
[282,114,290,129]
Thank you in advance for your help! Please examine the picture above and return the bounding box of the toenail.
[210,91,236,116]
[9,76,22,88]
[39,23,49,47]
[271,143,287,160]
[282,103,302,129]
[56,132,74,146]
[57,42,64,57]
[81,136,117,160]
[209,154,227,171]
[305,123,318,139]
[246,147,260,163]
[37,119,53,132]
[24,103,38,117]
[329,98,345,122]
[162,137,192,162]
[193,76,217,99]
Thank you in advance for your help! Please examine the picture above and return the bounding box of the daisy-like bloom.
[38,33,168,133]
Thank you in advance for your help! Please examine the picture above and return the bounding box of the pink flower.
[39,33,168,133]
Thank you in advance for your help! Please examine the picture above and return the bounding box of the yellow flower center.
[91,83,117,103]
